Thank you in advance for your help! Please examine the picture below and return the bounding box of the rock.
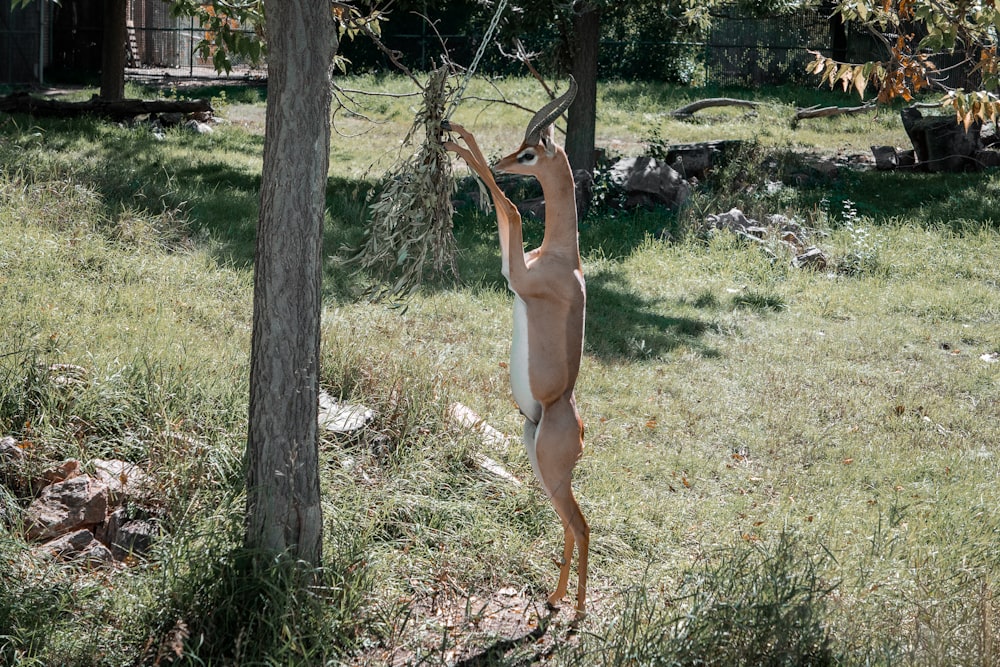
[609,156,691,210]
[798,155,840,179]
[157,112,185,127]
[0,435,24,461]
[793,247,829,270]
[975,149,1000,168]
[95,506,124,549]
[25,475,108,541]
[766,213,801,232]
[108,519,157,560]
[38,529,114,565]
[706,207,754,233]
[663,140,743,179]
[90,459,148,503]
[32,459,81,495]
[517,196,546,220]
[318,391,374,434]
[573,168,594,218]
[184,119,214,135]
[871,145,899,170]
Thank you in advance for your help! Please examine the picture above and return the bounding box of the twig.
[361,22,423,89]
[498,39,555,99]
[454,94,536,116]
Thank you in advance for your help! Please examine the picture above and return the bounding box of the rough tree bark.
[245,0,337,568]
[565,1,600,174]
[100,0,127,101]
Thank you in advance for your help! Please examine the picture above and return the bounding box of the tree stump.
[901,107,982,172]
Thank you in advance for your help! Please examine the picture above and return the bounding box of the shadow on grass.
[805,168,1000,230]
[451,611,556,667]
[586,269,720,361]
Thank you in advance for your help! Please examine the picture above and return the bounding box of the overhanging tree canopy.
[808,0,999,126]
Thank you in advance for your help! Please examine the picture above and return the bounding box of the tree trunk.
[827,0,848,63]
[246,0,337,568]
[565,2,600,174]
[100,0,127,101]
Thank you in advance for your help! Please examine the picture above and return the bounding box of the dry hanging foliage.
[350,66,457,300]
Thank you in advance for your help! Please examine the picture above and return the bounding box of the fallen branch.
[794,103,875,120]
[0,92,212,119]
[670,97,761,118]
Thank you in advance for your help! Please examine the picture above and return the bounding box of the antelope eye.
[517,149,537,164]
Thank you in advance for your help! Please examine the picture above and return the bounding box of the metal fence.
[1,0,46,84]
[339,14,881,88]
[0,6,945,89]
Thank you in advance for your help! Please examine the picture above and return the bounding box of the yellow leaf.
[854,68,869,98]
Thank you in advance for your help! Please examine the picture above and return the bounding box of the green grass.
[2,76,1000,665]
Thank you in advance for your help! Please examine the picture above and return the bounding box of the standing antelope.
[443,79,589,616]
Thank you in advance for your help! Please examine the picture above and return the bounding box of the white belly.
[510,295,541,425]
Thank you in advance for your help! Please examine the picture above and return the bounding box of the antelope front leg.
[442,121,521,281]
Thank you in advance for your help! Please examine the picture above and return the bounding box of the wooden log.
[670,97,761,118]
[0,92,213,120]
[794,103,875,120]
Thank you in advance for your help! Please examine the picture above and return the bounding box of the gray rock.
[975,149,1000,168]
[609,156,691,209]
[38,529,114,565]
[25,475,108,541]
[0,435,23,461]
[871,145,899,170]
[793,247,829,270]
[110,520,157,560]
[706,207,754,232]
[90,459,148,503]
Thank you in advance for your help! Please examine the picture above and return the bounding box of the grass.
[1,75,1000,665]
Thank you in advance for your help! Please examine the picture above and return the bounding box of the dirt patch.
[351,585,609,666]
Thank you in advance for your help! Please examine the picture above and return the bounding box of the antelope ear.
[541,124,556,157]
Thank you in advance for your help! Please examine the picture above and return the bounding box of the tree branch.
[794,102,875,120]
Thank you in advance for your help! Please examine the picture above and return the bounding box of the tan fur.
[444,122,589,616]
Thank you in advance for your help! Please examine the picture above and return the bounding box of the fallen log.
[670,97,761,118]
[794,103,875,120]
[0,92,213,119]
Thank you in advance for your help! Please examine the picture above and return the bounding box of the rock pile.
[1,435,156,566]
[705,207,829,270]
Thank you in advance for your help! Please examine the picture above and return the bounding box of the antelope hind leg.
[533,398,589,615]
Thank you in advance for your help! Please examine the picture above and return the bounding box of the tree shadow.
[585,268,721,361]
[799,168,1000,231]
[451,609,561,667]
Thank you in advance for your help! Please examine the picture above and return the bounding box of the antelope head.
[494,76,577,176]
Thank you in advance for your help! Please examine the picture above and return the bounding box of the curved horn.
[524,76,578,145]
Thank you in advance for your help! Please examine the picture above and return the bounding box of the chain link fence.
[0,3,894,88]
